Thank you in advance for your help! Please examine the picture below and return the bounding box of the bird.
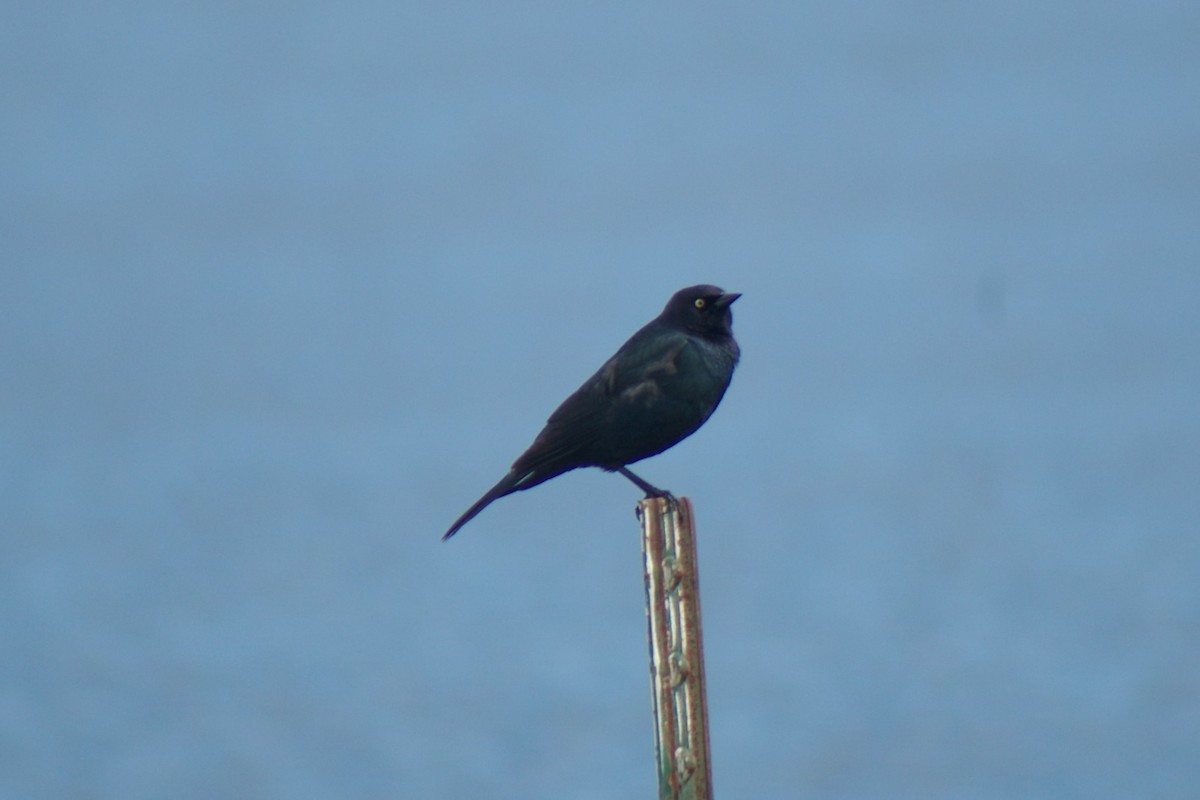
[443,284,740,539]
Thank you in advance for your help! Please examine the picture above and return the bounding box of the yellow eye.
[694,298,706,309]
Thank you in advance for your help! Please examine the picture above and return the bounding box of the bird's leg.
[617,467,676,505]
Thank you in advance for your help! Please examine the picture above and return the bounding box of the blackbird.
[443,284,740,539]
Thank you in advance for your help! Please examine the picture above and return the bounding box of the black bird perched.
[443,284,740,539]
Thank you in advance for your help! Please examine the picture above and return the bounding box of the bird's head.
[660,285,741,339]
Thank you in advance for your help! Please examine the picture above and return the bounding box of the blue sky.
[3,4,1198,797]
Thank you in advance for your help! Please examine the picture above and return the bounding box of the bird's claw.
[646,489,678,511]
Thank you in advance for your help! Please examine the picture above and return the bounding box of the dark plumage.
[443,284,741,539]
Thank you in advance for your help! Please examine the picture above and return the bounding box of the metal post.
[639,497,713,800]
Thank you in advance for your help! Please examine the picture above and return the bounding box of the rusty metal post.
[639,496,713,800]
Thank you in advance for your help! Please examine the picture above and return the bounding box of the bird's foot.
[643,485,676,504]
[651,488,679,513]
[616,467,677,511]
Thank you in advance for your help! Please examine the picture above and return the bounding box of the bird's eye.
[694,298,706,309]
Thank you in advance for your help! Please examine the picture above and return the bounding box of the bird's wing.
[594,327,690,407]
[551,325,688,420]
[511,326,688,472]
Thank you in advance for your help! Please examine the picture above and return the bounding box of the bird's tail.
[442,469,525,540]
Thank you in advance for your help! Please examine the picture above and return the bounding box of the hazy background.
[4,3,1198,797]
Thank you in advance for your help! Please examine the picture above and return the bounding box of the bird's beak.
[715,292,741,308]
